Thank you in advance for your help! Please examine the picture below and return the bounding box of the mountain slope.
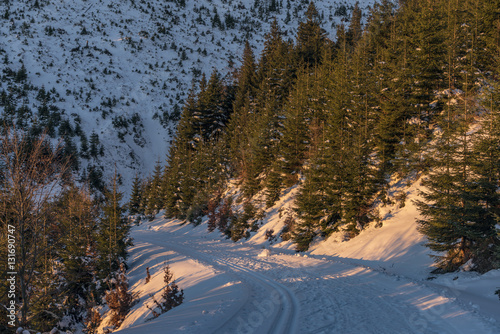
[112,184,500,333]
[0,0,374,191]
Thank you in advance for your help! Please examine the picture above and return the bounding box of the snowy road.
[115,219,500,334]
[134,232,300,334]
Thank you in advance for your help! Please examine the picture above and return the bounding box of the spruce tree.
[295,1,328,67]
[97,171,131,280]
[105,263,133,329]
[279,70,313,183]
[242,18,296,197]
[159,263,184,312]
[264,161,283,208]
[346,2,363,48]
[144,161,164,216]
[195,69,226,141]
[233,41,257,113]
[129,174,143,215]
[53,185,99,326]
[89,131,101,158]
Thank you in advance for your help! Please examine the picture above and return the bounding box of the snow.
[0,0,376,195]
[257,249,271,258]
[4,1,499,332]
[109,174,500,334]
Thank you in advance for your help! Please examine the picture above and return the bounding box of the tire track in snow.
[132,231,252,333]
[140,231,299,334]
[213,256,299,334]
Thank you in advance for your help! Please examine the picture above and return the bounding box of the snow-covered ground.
[0,0,376,194]
[111,177,500,334]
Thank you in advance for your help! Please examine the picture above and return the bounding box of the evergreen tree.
[144,161,164,216]
[241,19,296,197]
[415,0,500,272]
[346,2,363,47]
[52,185,99,326]
[159,263,184,312]
[97,171,131,280]
[195,69,227,140]
[163,149,183,218]
[279,68,319,183]
[292,150,330,251]
[295,1,328,67]
[227,42,258,181]
[175,84,198,147]
[233,41,257,113]
[264,161,283,208]
[105,263,133,329]
[89,131,101,158]
[129,174,143,215]
[470,104,500,271]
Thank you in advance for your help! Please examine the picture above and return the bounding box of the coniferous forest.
[138,0,500,272]
[1,0,500,332]
[0,129,132,332]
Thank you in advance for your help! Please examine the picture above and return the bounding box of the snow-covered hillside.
[108,175,500,333]
[0,0,374,192]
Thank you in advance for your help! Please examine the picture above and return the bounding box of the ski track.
[122,224,500,334]
[136,231,299,334]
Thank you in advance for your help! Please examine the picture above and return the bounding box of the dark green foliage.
[265,163,283,208]
[89,131,103,158]
[414,0,500,272]
[49,185,100,327]
[346,2,362,47]
[279,69,317,183]
[85,164,105,192]
[229,201,258,241]
[232,41,257,113]
[144,161,165,216]
[295,1,329,67]
[96,171,131,280]
[150,0,500,270]
[129,174,143,215]
[194,69,230,141]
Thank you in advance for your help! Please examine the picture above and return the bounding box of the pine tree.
[295,1,328,67]
[159,263,184,312]
[233,41,257,113]
[279,69,315,183]
[470,108,500,271]
[163,149,183,218]
[241,19,296,197]
[97,171,131,280]
[229,200,257,241]
[129,174,143,215]
[53,185,99,326]
[89,131,101,158]
[264,161,283,208]
[194,69,231,140]
[227,43,258,181]
[416,66,477,272]
[146,263,184,318]
[346,2,363,48]
[415,0,500,272]
[175,84,198,147]
[105,263,133,329]
[292,147,331,251]
[144,161,164,216]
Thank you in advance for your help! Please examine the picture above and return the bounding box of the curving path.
[116,220,500,334]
